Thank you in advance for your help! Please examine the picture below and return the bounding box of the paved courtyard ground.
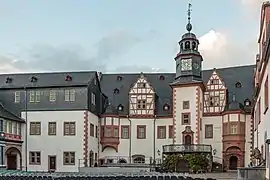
[188,172,237,180]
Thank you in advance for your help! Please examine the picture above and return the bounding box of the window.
[169,125,174,138]
[137,82,146,88]
[35,91,41,102]
[49,90,56,102]
[13,122,17,134]
[29,91,35,102]
[63,152,75,165]
[105,127,111,137]
[210,79,219,84]
[137,125,146,139]
[230,124,238,134]
[64,89,75,102]
[209,96,219,106]
[29,91,41,103]
[90,123,94,137]
[133,157,145,164]
[95,125,98,138]
[157,126,166,139]
[121,126,129,139]
[18,124,21,136]
[64,122,76,136]
[205,124,213,138]
[29,151,41,165]
[4,121,7,133]
[48,122,56,135]
[0,120,3,132]
[113,128,119,137]
[30,122,41,135]
[183,101,190,109]
[137,100,146,109]
[235,82,242,88]
[265,76,268,111]
[181,113,190,125]
[8,121,12,133]
[91,93,96,105]
[14,91,20,103]
[89,151,94,167]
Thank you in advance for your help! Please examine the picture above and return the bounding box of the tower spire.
[186,3,192,32]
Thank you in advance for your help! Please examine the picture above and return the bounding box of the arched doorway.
[118,159,127,163]
[184,135,192,145]
[229,156,238,170]
[5,147,22,170]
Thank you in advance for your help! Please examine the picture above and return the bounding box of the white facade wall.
[174,86,198,144]
[201,116,222,164]
[21,110,87,172]
[99,117,173,162]
[87,112,99,162]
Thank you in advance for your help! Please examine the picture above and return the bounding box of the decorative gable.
[204,69,227,114]
[129,73,155,116]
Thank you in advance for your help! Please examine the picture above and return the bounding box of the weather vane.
[186,2,192,32]
[187,3,192,24]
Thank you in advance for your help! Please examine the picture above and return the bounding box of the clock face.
[181,58,192,71]
[193,62,200,69]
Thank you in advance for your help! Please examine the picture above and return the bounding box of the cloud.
[4,29,141,73]
[113,65,166,73]
[198,30,257,69]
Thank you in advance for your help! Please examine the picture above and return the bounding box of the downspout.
[153,114,156,165]
[127,115,132,163]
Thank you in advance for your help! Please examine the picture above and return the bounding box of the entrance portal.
[229,156,238,170]
[184,135,192,145]
[5,147,22,170]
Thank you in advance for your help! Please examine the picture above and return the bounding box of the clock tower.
[174,3,203,84]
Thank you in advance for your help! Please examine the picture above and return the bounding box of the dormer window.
[235,82,242,88]
[65,74,72,81]
[117,76,122,81]
[159,75,165,80]
[117,104,124,112]
[30,76,38,83]
[163,104,170,111]
[114,88,120,94]
[244,99,251,106]
[5,77,12,84]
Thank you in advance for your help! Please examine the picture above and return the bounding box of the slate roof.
[0,103,24,122]
[0,71,96,89]
[100,64,255,115]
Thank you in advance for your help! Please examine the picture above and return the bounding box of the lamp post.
[153,114,157,165]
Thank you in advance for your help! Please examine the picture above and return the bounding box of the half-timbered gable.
[129,73,155,116]
[204,69,227,114]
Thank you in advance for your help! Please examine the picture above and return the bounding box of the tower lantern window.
[192,42,196,50]
[185,41,190,49]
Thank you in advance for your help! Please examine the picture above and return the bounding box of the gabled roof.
[100,65,255,115]
[0,104,25,122]
[0,71,96,89]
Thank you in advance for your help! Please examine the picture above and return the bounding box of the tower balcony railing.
[163,144,212,154]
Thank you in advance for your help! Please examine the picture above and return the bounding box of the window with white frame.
[230,124,238,134]
[49,90,56,102]
[29,91,41,102]
[91,93,96,105]
[64,89,75,102]
[14,91,20,103]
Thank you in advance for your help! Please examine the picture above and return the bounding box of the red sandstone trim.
[83,111,89,167]
[195,87,200,143]
[173,88,177,144]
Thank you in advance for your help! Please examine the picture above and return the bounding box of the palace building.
[0,4,258,173]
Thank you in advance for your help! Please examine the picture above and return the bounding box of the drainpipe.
[153,114,157,165]
[127,115,132,163]
[24,87,28,172]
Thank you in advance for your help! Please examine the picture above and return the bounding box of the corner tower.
[174,3,203,84]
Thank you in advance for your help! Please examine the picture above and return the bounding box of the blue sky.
[0,0,261,73]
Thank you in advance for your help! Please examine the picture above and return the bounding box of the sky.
[0,0,265,73]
